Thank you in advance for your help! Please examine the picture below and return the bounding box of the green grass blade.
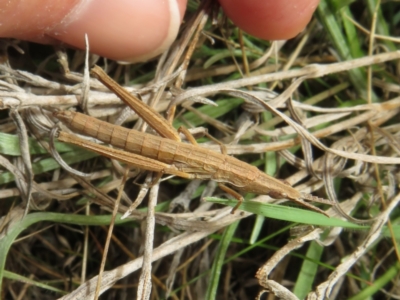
[367,0,397,51]
[349,262,400,300]
[206,197,364,229]
[205,221,239,300]
[0,212,132,293]
[3,270,66,295]
[0,148,98,184]
[172,98,243,129]
[0,132,78,156]
[317,0,377,101]
[293,241,324,299]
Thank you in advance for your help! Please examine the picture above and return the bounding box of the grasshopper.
[54,66,330,215]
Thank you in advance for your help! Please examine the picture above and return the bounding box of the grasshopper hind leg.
[218,184,244,214]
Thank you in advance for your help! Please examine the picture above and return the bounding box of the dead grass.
[0,0,400,299]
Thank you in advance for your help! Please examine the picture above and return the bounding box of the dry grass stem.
[1,1,399,299]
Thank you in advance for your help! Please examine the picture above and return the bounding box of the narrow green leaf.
[173,98,243,129]
[206,197,364,229]
[0,148,98,184]
[205,221,239,300]
[0,132,78,156]
[294,242,324,299]
[0,212,133,293]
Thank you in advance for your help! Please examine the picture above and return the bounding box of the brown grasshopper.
[54,66,331,215]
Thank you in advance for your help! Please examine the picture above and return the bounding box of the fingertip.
[0,0,81,44]
[48,0,187,62]
[218,0,319,40]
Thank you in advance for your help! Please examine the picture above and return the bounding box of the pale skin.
[0,0,320,62]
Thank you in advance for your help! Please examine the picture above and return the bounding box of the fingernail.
[49,0,184,62]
